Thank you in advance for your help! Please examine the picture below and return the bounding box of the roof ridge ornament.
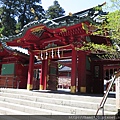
[69,12,72,16]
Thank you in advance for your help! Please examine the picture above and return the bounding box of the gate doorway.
[58,65,71,90]
[57,59,78,92]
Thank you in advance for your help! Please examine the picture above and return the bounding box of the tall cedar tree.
[0,0,45,36]
[46,0,65,19]
[0,1,17,36]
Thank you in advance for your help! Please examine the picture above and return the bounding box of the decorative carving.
[0,45,3,52]
[60,28,67,33]
[13,53,18,56]
[30,26,44,33]
[17,39,21,43]
[69,12,72,16]
[45,43,57,49]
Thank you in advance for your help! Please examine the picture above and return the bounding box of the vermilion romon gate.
[1,3,119,94]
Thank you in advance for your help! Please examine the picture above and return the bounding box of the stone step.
[0,88,117,115]
[0,93,117,113]
[0,88,116,104]
[0,96,75,114]
[0,106,31,115]
[0,96,117,115]
[0,99,116,115]
[0,101,70,115]
[0,96,85,114]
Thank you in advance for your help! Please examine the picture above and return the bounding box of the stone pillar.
[70,47,77,93]
[27,52,34,90]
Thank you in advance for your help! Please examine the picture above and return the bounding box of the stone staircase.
[0,88,117,119]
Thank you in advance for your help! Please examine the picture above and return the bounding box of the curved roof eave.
[0,3,107,43]
[0,17,97,43]
[0,40,29,58]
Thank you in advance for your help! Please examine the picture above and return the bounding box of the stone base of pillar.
[70,86,76,93]
[39,85,43,90]
[80,87,86,93]
[27,84,33,90]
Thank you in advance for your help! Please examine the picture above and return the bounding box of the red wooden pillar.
[71,47,77,93]
[27,52,34,90]
[39,60,45,90]
[0,64,2,74]
[43,59,49,90]
[78,51,86,93]
[39,59,49,90]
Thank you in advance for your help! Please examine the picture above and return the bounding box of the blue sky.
[41,0,110,15]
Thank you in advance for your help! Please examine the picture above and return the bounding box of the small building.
[0,45,29,88]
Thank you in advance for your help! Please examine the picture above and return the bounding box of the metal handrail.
[95,71,120,119]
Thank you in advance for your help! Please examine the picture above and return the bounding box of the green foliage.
[16,0,45,28]
[93,0,120,44]
[46,0,65,19]
[78,42,116,53]
[0,0,45,36]
[107,10,120,42]
[0,5,16,36]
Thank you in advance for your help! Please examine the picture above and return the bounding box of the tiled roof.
[1,40,29,57]
[0,3,107,54]
[0,3,107,43]
[11,47,28,55]
[58,59,72,62]
[59,66,71,72]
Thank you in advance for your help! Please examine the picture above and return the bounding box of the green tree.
[46,0,65,19]
[77,1,120,54]
[0,0,45,36]
[94,0,120,44]
[0,1,16,36]
[16,0,45,29]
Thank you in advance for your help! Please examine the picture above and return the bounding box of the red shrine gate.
[1,3,119,94]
